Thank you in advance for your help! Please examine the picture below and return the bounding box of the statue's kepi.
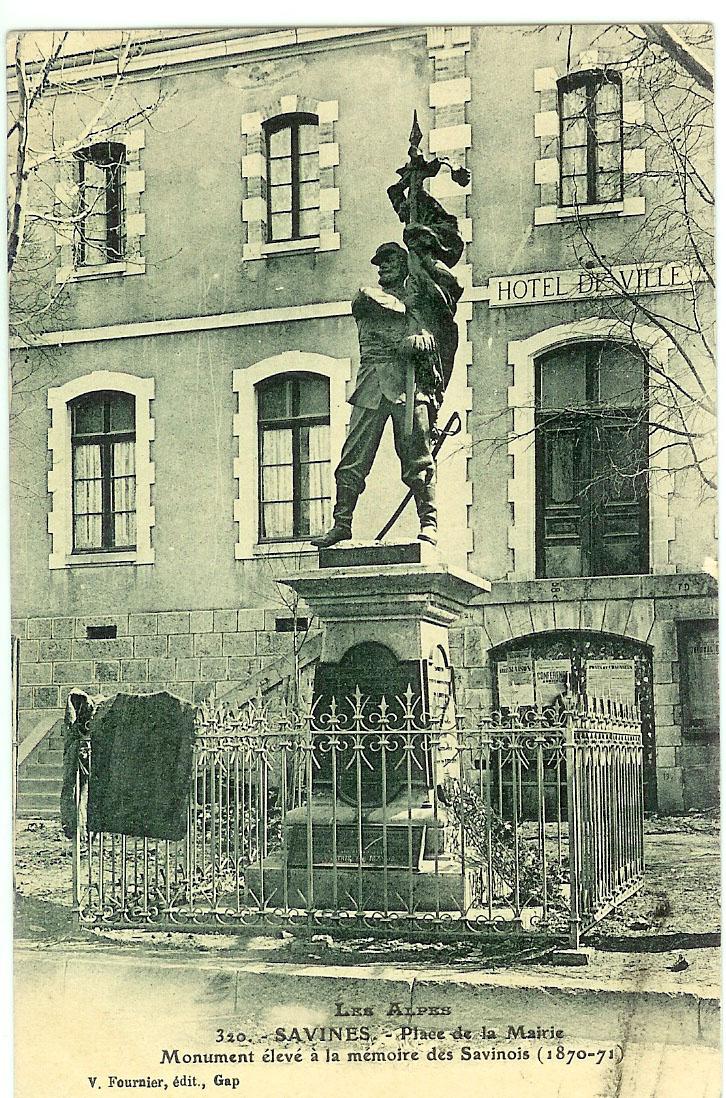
[311,112,470,549]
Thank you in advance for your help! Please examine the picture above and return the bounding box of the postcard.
[8,23,718,1098]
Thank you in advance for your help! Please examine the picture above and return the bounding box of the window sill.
[62,550,151,568]
[556,201,624,220]
[251,540,319,559]
[261,237,321,257]
[57,259,146,284]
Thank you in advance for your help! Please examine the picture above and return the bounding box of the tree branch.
[640,24,714,93]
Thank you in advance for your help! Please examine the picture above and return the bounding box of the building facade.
[9,25,717,813]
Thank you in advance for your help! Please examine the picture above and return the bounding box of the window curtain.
[112,440,136,546]
[73,443,102,548]
[261,428,294,538]
[301,424,331,534]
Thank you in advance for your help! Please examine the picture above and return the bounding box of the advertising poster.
[534,659,571,708]
[585,660,637,706]
[678,621,719,730]
[497,656,535,709]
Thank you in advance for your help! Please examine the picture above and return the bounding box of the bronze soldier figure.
[311,240,439,548]
[311,115,468,550]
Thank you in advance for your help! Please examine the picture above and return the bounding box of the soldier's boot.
[413,481,437,546]
[310,485,358,548]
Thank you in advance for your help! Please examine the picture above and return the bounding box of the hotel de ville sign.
[485,261,706,308]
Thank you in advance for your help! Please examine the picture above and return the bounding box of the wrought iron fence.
[74,690,643,947]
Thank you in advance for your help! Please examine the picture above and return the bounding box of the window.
[70,391,136,552]
[264,113,320,243]
[558,70,623,207]
[74,142,127,266]
[535,342,648,578]
[257,373,331,541]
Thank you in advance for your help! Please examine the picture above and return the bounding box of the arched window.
[74,141,127,266]
[70,390,136,551]
[535,341,648,578]
[558,70,623,207]
[257,373,331,541]
[264,113,320,243]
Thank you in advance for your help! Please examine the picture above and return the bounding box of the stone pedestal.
[293,539,490,668]
[247,542,490,913]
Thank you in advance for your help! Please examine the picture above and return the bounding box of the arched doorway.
[491,630,656,811]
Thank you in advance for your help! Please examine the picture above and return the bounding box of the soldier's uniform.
[312,150,467,550]
[333,283,436,527]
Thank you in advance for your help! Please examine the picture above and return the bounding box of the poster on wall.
[534,659,572,707]
[585,659,637,704]
[678,620,719,731]
[497,654,535,708]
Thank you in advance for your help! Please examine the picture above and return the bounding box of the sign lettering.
[488,262,704,308]
[534,659,572,708]
[585,660,636,705]
[497,656,535,709]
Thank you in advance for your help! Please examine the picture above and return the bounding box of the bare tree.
[473,24,715,513]
[639,24,713,92]
[576,25,714,493]
[250,549,317,714]
[7,32,171,400]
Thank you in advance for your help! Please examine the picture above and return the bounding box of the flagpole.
[404,111,425,436]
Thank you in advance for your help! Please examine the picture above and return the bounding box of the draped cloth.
[112,439,136,547]
[72,443,102,549]
[387,166,465,410]
[87,691,195,841]
[60,689,105,839]
[72,438,136,549]
[261,423,331,538]
[61,689,196,841]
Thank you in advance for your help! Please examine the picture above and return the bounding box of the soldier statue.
[311,114,469,549]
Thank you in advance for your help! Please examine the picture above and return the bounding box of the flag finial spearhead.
[408,110,423,152]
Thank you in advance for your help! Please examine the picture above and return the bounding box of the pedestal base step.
[246,860,469,913]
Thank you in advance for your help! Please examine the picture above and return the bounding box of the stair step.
[22,762,62,780]
[17,777,63,796]
[32,745,63,758]
[30,759,62,773]
[16,801,59,819]
[16,786,59,803]
[17,791,59,804]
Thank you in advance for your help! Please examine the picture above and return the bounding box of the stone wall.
[12,607,310,730]
[448,572,719,814]
[14,573,718,815]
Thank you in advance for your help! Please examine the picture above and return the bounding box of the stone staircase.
[15,631,324,822]
[16,716,65,819]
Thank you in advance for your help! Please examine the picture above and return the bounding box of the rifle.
[375,410,462,541]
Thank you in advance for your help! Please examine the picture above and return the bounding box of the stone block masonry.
[14,607,311,718]
[14,574,717,817]
[453,574,718,816]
